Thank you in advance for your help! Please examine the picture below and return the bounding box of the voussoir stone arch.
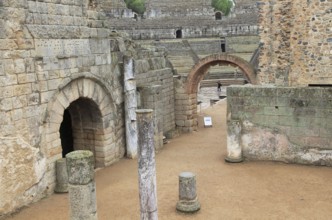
[175,54,257,132]
[43,76,119,168]
[186,53,257,93]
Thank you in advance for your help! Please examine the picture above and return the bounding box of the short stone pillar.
[54,158,68,193]
[225,120,243,163]
[136,109,158,220]
[176,172,200,213]
[66,150,97,220]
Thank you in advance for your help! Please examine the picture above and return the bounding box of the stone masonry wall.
[257,0,332,86]
[0,1,123,216]
[227,85,332,165]
[145,0,214,17]
[134,47,176,138]
[0,1,175,217]
[103,0,259,40]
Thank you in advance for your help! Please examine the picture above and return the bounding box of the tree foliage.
[211,0,233,16]
[124,0,146,15]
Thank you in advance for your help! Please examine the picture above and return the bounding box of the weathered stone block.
[0,137,46,216]
[66,150,95,185]
[68,181,98,220]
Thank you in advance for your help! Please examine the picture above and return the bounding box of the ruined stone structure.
[173,53,256,132]
[104,0,259,39]
[6,0,328,217]
[0,1,175,217]
[227,85,332,165]
[227,0,332,165]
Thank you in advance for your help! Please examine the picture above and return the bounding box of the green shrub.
[211,0,233,16]
[124,0,146,15]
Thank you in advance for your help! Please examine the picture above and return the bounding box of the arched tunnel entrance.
[45,77,121,169]
[59,97,103,160]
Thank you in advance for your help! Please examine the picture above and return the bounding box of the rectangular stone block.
[176,120,185,127]
[47,78,61,90]
[0,98,13,111]
[254,115,279,126]
[13,83,31,96]
[18,73,36,84]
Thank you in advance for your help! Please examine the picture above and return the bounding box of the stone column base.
[176,198,200,213]
[225,156,244,163]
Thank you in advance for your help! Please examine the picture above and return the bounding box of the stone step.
[199,79,245,87]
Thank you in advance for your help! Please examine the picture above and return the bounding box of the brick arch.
[186,53,257,93]
[43,77,119,168]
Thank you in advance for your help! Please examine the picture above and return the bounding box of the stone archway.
[60,97,103,159]
[215,11,222,20]
[186,53,257,93]
[176,29,182,38]
[44,77,120,168]
[174,54,257,132]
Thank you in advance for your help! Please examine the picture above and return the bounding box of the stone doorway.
[59,97,103,160]
[45,77,121,168]
[215,12,222,20]
[176,30,182,38]
[59,109,74,157]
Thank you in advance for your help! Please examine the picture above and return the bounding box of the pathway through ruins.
[6,100,332,220]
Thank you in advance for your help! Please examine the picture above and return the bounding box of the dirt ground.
[6,100,332,220]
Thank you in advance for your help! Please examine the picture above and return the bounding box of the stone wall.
[145,0,214,17]
[227,85,332,165]
[225,35,259,53]
[0,1,175,217]
[135,47,176,147]
[100,0,135,18]
[103,0,259,40]
[225,0,332,166]
[106,19,258,40]
[150,36,259,56]
[257,0,332,86]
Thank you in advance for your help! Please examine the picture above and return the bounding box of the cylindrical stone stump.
[225,120,243,163]
[136,109,158,220]
[54,158,68,193]
[176,172,200,213]
[66,150,97,220]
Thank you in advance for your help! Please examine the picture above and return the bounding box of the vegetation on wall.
[212,0,233,16]
[124,0,146,15]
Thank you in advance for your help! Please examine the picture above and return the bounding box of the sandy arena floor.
[5,100,332,220]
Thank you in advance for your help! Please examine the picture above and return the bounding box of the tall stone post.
[139,86,163,151]
[136,109,158,220]
[225,120,243,163]
[176,172,200,213]
[124,55,138,158]
[66,150,97,220]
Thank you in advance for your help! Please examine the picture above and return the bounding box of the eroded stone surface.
[176,172,200,213]
[68,181,98,220]
[0,137,46,215]
[227,86,332,166]
[66,150,97,220]
[136,109,158,220]
[66,151,94,185]
[54,158,68,193]
[258,0,332,86]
